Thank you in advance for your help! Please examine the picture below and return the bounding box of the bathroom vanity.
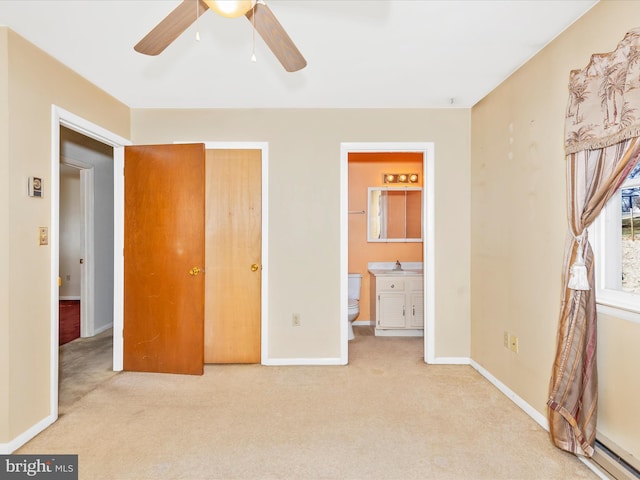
[368,262,424,337]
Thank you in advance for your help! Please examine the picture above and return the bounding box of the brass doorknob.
[189,267,201,276]
[251,264,259,272]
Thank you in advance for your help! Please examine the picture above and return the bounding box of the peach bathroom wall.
[348,152,424,323]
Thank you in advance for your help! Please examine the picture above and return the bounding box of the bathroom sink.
[368,268,423,276]
[398,269,423,274]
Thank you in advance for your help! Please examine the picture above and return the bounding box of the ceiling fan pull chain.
[195,0,201,42]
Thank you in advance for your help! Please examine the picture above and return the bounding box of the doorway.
[58,164,81,345]
[50,106,130,418]
[340,143,435,364]
[58,154,114,414]
[59,127,116,339]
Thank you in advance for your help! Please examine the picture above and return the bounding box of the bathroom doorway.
[340,143,435,364]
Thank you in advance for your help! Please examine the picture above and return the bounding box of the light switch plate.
[39,227,48,246]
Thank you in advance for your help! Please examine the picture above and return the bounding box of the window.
[591,161,640,319]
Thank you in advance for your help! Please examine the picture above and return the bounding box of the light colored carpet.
[21,326,598,480]
[58,328,116,415]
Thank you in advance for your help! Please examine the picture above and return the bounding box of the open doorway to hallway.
[58,126,116,412]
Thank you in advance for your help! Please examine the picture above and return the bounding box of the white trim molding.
[470,360,609,479]
[340,142,436,365]
[470,360,548,429]
[48,105,131,454]
[0,414,56,454]
[199,142,270,366]
[432,356,471,365]
[263,357,344,366]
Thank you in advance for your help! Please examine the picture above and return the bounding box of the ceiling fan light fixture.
[203,0,255,18]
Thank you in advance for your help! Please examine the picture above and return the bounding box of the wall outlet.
[503,331,510,349]
[509,335,519,353]
[292,313,301,327]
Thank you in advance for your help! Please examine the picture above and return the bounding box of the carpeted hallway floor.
[21,327,599,479]
[58,328,116,415]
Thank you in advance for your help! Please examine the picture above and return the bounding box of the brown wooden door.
[205,149,261,363]
[123,144,205,375]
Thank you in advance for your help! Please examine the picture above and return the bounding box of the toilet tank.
[348,273,362,300]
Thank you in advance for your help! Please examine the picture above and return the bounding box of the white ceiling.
[0,0,598,109]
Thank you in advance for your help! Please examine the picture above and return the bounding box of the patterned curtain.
[548,28,640,457]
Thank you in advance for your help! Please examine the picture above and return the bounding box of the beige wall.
[131,108,471,360]
[0,28,10,443]
[2,28,130,446]
[470,0,640,460]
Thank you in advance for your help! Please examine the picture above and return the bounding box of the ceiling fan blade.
[135,0,209,56]
[246,2,307,72]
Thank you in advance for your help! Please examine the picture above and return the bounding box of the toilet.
[347,273,362,340]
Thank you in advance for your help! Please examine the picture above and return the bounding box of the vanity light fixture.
[383,173,419,184]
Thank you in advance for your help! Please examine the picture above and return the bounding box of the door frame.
[199,142,269,364]
[340,142,435,364]
[50,106,130,419]
[60,157,95,337]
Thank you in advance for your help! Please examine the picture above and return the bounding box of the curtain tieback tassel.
[568,236,590,290]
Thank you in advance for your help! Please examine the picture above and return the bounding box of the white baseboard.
[59,296,80,301]
[431,356,471,365]
[375,328,423,337]
[263,357,346,366]
[353,320,374,326]
[93,322,113,336]
[470,360,609,479]
[0,413,56,454]
[470,359,548,429]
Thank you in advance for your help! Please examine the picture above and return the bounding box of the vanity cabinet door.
[408,291,424,328]
[406,277,424,328]
[371,274,424,331]
[377,293,406,328]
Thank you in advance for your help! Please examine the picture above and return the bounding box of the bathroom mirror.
[368,187,422,242]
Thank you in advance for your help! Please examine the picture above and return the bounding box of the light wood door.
[123,144,205,375]
[205,149,261,363]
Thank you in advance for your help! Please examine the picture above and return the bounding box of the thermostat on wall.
[28,177,43,198]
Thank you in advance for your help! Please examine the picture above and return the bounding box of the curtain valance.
[566,28,640,154]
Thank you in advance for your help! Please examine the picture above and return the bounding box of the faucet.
[394,260,402,271]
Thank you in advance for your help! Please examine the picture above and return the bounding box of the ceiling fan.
[134,0,307,72]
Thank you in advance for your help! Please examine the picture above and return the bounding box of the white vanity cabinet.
[369,272,424,335]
